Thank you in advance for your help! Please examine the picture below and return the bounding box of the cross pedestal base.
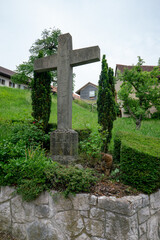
[50,129,78,165]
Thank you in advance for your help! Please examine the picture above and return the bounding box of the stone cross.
[34,33,100,164]
[34,33,100,129]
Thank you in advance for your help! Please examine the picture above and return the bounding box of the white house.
[0,66,27,89]
[115,64,158,117]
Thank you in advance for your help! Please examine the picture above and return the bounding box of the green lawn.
[0,86,160,146]
[0,87,98,131]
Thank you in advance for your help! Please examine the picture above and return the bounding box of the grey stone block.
[50,129,78,164]
[71,194,90,211]
[12,223,27,240]
[90,195,98,206]
[75,233,91,240]
[139,222,147,237]
[55,210,84,238]
[138,206,150,224]
[27,220,65,240]
[49,192,72,212]
[147,215,160,240]
[84,218,105,238]
[0,201,11,231]
[105,211,138,240]
[98,195,143,216]
[0,186,15,203]
[150,189,160,215]
[11,196,26,223]
[35,205,50,218]
[90,207,105,221]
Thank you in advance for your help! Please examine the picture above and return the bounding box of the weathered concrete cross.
[34,33,100,129]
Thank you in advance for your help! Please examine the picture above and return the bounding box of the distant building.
[76,82,98,100]
[51,85,80,100]
[0,66,27,89]
[115,64,158,117]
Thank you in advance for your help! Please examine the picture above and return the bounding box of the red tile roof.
[115,64,156,76]
[72,93,80,100]
[51,86,80,99]
[51,85,57,92]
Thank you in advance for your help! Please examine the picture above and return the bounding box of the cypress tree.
[97,55,116,152]
[31,52,52,131]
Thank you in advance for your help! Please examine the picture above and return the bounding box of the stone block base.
[50,129,78,164]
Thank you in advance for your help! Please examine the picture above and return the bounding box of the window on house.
[18,85,21,89]
[9,81,12,87]
[89,90,95,98]
[2,79,5,85]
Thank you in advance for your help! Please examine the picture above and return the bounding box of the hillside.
[0,87,98,131]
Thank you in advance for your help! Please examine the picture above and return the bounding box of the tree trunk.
[136,118,142,130]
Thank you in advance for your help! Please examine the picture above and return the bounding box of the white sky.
[1,0,160,92]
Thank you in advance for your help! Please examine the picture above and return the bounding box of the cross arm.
[34,54,58,72]
[71,46,100,67]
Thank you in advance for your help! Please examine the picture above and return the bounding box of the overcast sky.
[1,0,160,92]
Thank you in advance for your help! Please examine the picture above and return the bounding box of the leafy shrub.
[0,139,26,162]
[0,146,98,201]
[8,123,50,149]
[76,128,92,142]
[16,179,46,201]
[120,140,160,194]
[151,111,160,119]
[79,132,102,160]
[113,131,160,162]
[113,131,160,194]
[45,163,98,197]
[32,68,52,131]
[0,147,51,186]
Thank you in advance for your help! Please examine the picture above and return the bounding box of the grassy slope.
[0,87,160,149]
[0,87,98,130]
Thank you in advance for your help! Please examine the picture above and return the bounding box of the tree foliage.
[118,57,160,129]
[31,52,52,131]
[11,28,61,86]
[97,55,116,152]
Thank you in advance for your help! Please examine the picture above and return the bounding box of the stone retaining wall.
[0,186,160,240]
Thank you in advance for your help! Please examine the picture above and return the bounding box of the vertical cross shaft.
[57,34,73,129]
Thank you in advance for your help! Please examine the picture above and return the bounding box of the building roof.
[72,93,80,100]
[76,82,98,95]
[51,85,57,92]
[115,64,156,76]
[51,85,80,99]
[0,66,15,78]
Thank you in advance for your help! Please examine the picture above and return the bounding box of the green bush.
[151,111,160,119]
[8,123,50,149]
[45,163,98,197]
[76,128,92,142]
[0,139,26,162]
[0,146,98,201]
[16,179,46,202]
[113,131,160,163]
[79,131,102,158]
[120,140,160,194]
[113,131,160,194]
[0,148,51,187]
[32,69,52,131]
